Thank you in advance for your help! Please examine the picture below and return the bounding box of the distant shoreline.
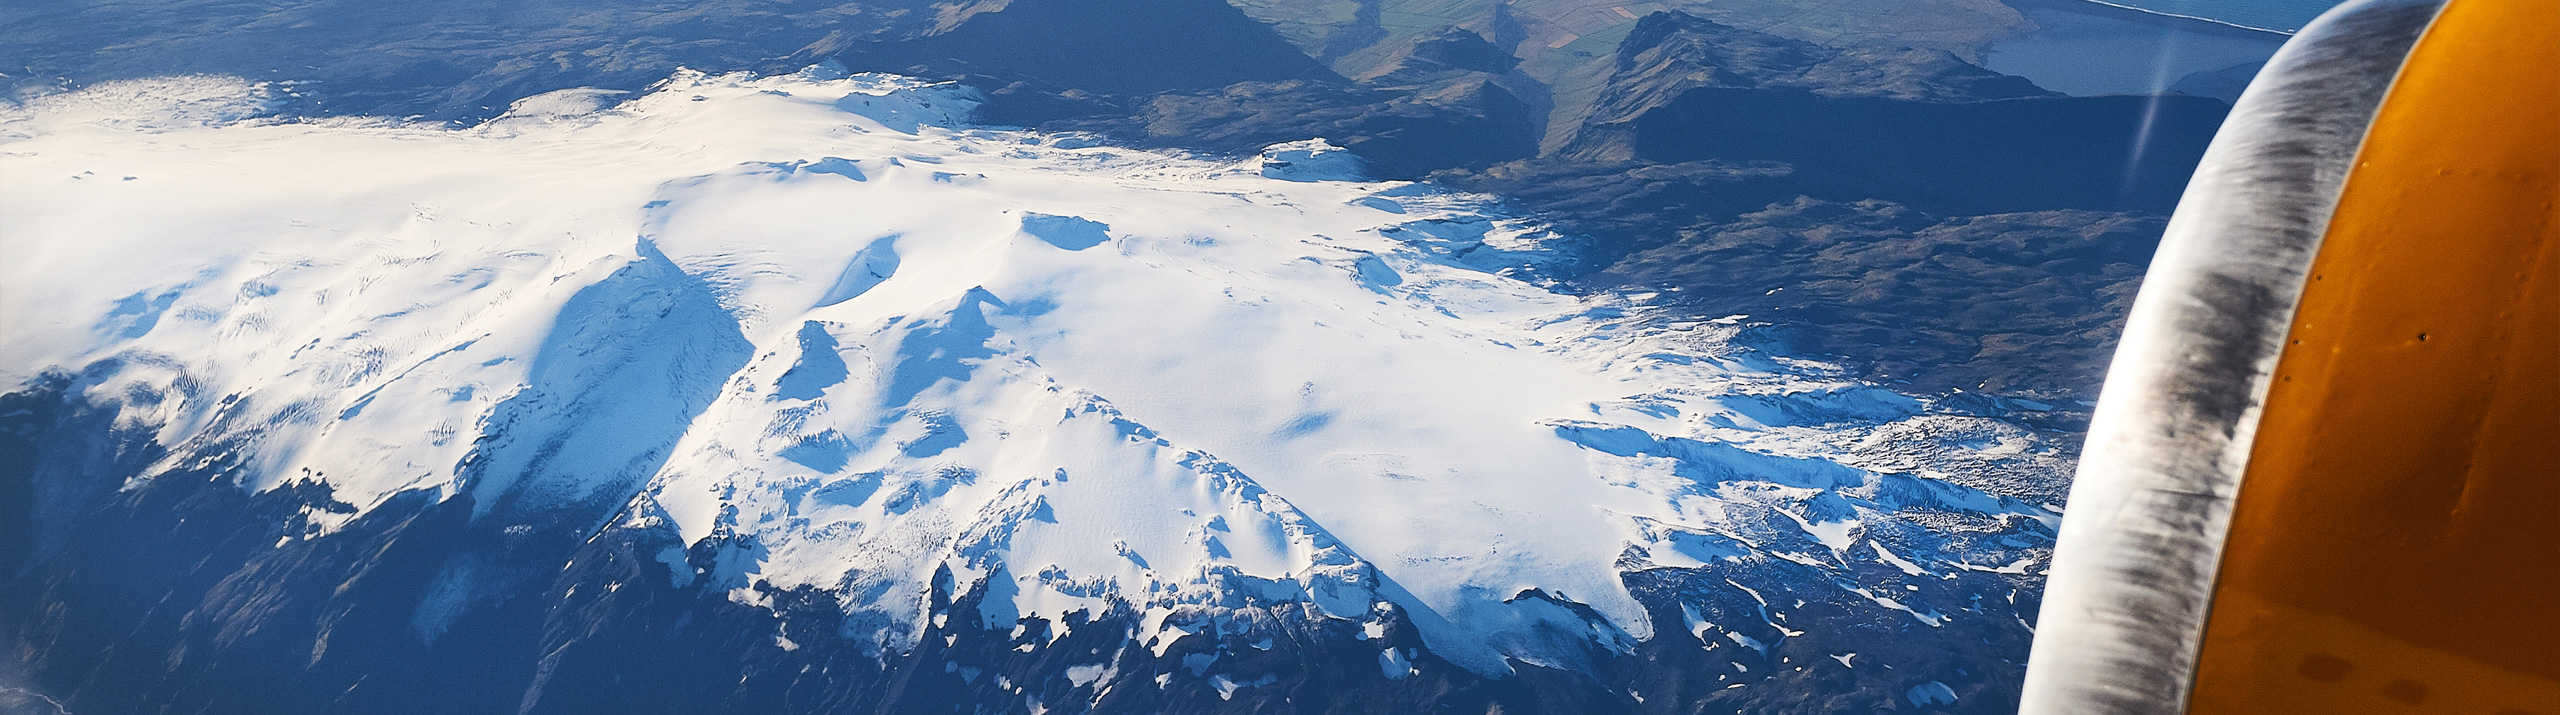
[1986,0,2292,96]
[2007,0,2301,38]
[2076,0,2298,35]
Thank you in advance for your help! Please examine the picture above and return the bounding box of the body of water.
[2096,0,2351,33]
[1985,0,2333,97]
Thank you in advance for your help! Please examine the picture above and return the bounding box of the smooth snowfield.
[0,70,2061,675]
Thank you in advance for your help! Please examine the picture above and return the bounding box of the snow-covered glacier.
[0,69,2069,713]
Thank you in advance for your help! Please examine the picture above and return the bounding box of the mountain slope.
[2,71,2060,713]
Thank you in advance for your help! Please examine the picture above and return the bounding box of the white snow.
[1255,139,1368,182]
[1871,541,1933,577]
[1208,672,1278,700]
[1907,680,1960,707]
[1949,556,2041,575]
[0,68,2065,677]
[1379,648,1416,679]
[1843,587,1945,626]
[1064,663,1107,687]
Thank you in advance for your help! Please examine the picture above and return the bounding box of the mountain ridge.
[1,70,2060,714]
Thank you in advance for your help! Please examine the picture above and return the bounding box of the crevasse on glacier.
[0,68,2067,711]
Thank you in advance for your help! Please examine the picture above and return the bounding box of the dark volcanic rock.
[1628,88,2225,215]
[1796,46,2062,104]
[838,0,1339,98]
[0,378,1584,715]
[0,378,2044,715]
[1351,26,1523,83]
[1,4,2201,710]
[1428,14,2203,398]
[1564,12,2057,161]
[1600,198,2163,395]
[831,1,1539,179]
[1537,12,2220,218]
[1044,75,1540,179]
[1438,154,2167,395]
[2171,60,2265,104]
[1439,158,1819,251]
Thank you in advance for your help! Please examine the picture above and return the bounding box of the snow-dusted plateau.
[1,68,2074,713]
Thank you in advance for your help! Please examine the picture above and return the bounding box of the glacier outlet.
[0,70,2068,713]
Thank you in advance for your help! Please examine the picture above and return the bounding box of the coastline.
[2072,0,2299,35]
[2005,0,2301,39]
[1986,0,2293,96]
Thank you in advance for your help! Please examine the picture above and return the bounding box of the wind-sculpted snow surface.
[0,69,2067,712]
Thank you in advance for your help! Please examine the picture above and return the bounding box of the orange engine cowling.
[2019,0,2559,713]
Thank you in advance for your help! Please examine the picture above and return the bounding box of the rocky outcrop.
[1598,198,2165,396]
[1626,87,2225,215]
[1420,12,2215,397]
[838,0,1340,98]
[829,1,1544,179]
[1438,155,2169,397]
[1347,26,1523,84]
[1043,75,1539,179]
[0,378,2049,715]
[1562,12,2056,161]
[968,23,1542,179]
[2171,60,2266,104]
